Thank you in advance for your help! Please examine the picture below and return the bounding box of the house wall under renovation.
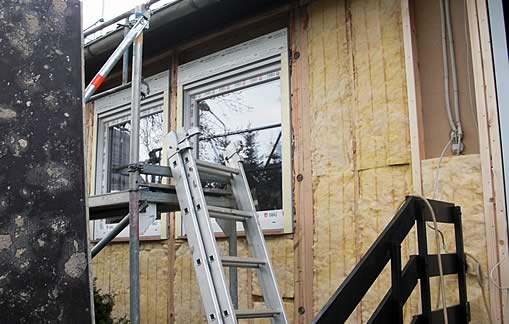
[307,0,416,321]
[89,0,507,323]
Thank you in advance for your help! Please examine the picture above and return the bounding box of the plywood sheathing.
[92,242,170,323]
[172,238,295,323]
[308,0,415,321]
[422,155,491,323]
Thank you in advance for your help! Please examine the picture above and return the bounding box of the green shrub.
[93,280,129,324]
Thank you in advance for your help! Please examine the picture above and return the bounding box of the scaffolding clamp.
[167,127,201,159]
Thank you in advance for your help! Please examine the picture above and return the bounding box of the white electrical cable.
[428,138,453,314]
[414,194,449,324]
[433,138,453,199]
[465,252,493,323]
[444,0,463,139]
[489,255,509,290]
[439,0,457,132]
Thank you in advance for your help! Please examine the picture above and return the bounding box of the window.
[108,112,164,193]
[90,71,169,240]
[177,29,292,236]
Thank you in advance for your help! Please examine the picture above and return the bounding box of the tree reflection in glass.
[197,80,283,212]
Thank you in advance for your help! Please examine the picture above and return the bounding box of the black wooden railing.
[313,196,470,324]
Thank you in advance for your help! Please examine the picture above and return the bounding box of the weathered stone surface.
[0,1,92,322]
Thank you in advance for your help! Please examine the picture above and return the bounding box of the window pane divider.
[200,123,282,141]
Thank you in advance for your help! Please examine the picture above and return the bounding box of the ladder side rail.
[179,147,237,324]
[229,161,289,324]
[168,134,224,323]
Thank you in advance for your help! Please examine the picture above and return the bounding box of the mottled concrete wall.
[0,1,92,322]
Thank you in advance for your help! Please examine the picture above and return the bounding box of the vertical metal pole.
[128,5,144,324]
[122,17,130,84]
[229,226,238,308]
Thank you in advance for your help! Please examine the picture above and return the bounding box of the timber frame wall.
[89,0,509,323]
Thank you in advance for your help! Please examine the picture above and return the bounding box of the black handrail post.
[453,206,469,321]
[312,197,469,323]
[415,200,432,321]
[390,241,403,324]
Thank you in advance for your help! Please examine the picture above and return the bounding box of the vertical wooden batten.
[466,0,509,322]
[400,3,424,317]
[167,53,179,324]
[401,0,424,195]
[289,3,313,323]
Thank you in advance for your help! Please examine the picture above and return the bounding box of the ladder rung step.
[235,309,280,319]
[195,160,239,180]
[202,188,233,196]
[208,206,252,221]
[221,256,265,268]
[138,183,173,190]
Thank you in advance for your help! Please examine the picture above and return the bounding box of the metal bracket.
[450,130,464,155]
[167,127,201,159]
[129,10,150,29]
[127,162,144,173]
[224,140,244,166]
[141,78,150,98]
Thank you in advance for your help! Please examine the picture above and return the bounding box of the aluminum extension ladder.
[166,128,289,324]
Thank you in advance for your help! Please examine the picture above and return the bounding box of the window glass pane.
[108,112,163,192]
[196,79,282,211]
[197,79,281,138]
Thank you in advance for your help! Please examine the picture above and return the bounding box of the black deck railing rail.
[313,196,470,324]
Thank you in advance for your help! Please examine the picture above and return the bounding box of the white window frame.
[175,29,292,237]
[89,71,170,241]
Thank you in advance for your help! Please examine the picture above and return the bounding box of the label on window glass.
[208,209,284,234]
[256,209,284,231]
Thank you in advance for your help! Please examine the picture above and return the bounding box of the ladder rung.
[221,256,265,268]
[202,188,233,196]
[196,160,239,181]
[235,309,280,319]
[208,206,252,221]
[139,183,173,190]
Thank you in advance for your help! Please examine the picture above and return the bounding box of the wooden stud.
[401,1,428,316]
[466,0,509,322]
[167,53,179,324]
[289,4,313,323]
[476,0,509,319]
[401,0,425,195]
[84,101,96,240]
